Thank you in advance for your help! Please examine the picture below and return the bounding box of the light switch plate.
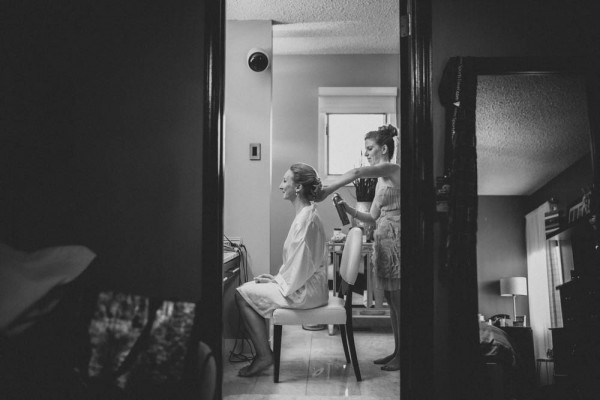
[249,143,261,160]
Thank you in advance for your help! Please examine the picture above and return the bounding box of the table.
[222,251,242,339]
[499,326,536,389]
[327,241,389,318]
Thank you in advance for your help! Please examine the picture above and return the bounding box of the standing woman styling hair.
[316,124,401,371]
[235,163,329,377]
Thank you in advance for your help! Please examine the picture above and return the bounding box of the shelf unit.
[545,217,588,240]
[546,211,600,395]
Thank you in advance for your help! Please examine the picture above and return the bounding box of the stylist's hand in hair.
[313,185,330,202]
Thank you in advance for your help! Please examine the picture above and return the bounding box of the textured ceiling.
[476,74,590,195]
[226,0,400,55]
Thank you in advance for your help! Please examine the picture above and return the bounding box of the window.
[327,114,387,175]
[318,87,397,183]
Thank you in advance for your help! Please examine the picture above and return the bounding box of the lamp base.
[513,315,527,327]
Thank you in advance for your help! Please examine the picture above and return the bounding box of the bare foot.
[381,357,400,371]
[373,354,395,365]
[238,355,274,377]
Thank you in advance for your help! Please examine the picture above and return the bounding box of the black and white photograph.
[2,1,600,400]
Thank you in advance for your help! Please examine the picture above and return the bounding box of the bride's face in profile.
[279,169,297,201]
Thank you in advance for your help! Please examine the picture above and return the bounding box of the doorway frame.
[210,1,436,398]
[202,0,226,399]
[400,1,435,399]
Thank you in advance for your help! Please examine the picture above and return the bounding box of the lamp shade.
[500,277,527,296]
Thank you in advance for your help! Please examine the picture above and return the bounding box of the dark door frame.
[400,1,435,399]
[208,1,436,398]
[202,0,226,399]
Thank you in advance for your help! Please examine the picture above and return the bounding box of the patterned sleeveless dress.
[371,182,401,291]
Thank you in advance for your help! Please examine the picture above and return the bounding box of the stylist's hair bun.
[378,124,398,138]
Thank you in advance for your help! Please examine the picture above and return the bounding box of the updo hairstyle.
[289,163,322,202]
[364,124,399,160]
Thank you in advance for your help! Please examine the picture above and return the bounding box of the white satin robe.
[236,204,329,318]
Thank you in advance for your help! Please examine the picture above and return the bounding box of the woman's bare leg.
[235,291,273,376]
[381,289,401,371]
[373,289,399,365]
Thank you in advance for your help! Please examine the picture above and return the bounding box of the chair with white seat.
[271,227,364,383]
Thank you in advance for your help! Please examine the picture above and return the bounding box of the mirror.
[441,57,600,400]
[476,72,592,399]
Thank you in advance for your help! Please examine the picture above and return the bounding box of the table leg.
[329,249,341,336]
[365,255,372,309]
[332,251,340,293]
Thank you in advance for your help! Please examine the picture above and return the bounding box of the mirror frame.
[440,56,600,398]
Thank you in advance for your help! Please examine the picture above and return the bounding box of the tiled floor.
[222,319,400,400]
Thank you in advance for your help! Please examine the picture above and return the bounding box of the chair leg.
[273,324,282,383]
[345,323,362,381]
[338,324,351,363]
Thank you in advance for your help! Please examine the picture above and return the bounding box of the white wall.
[224,20,272,276]
[271,54,400,273]
[224,22,399,275]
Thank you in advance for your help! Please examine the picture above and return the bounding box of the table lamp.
[500,277,528,321]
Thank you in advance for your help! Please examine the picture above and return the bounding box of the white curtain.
[546,240,564,328]
[525,202,553,363]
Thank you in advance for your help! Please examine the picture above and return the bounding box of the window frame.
[317,87,398,185]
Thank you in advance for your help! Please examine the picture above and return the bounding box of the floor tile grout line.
[304,330,312,395]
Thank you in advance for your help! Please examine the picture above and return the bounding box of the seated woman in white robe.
[235,163,328,377]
